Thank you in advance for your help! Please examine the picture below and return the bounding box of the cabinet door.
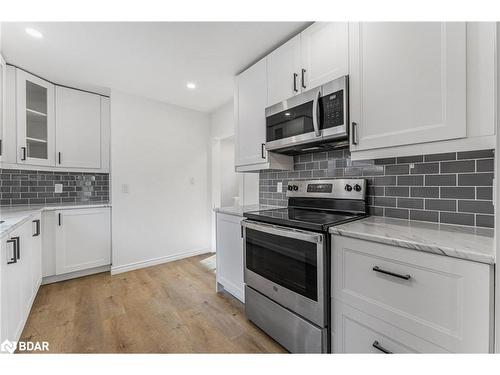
[56,86,101,168]
[18,222,34,327]
[332,300,447,353]
[300,22,348,90]
[216,213,244,302]
[0,54,5,162]
[235,58,268,167]
[55,208,111,275]
[0,232,25,343]
[30,214,42,292]
[16,69,56,166]
[349,22,466,151]
[267,35,301,106]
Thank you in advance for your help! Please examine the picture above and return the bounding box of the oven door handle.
[241,220,323,244]
[312,89,321,137]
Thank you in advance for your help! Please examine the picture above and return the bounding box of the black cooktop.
[244,207,366,232]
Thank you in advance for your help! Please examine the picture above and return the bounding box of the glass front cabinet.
[16,69,55,166]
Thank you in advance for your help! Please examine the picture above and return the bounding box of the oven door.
[242,220,326,327]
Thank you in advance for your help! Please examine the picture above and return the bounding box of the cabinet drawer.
[331,235,492,352]
[332,300,447,353]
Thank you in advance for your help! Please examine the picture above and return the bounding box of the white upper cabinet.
[16,69,56,166]
[349,22,467,152]
[4,67,110,171]
[235,58,268,167]
[0,54,5,161]
[267,23,349,107]
[55,86,101,169]
[300,22,348,90]
[235,59,293,171]
[267,35,301,106]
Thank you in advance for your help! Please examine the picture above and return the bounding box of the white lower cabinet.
[332,300,447,353]
[54,207,111,275]
[331,235,493,353]
[0,217,42,344]
[30,213,43,293]
[215,212,244,302]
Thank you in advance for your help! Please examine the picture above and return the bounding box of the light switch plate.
[121,184,129,194]
[54,184,63,193]
[277,182,283,193]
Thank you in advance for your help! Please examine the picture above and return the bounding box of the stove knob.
[293,185,299,191]
[354,184,362,192]
[344,184,352,192]
[288,185,293,191]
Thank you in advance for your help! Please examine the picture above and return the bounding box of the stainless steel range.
[242,179,367,353]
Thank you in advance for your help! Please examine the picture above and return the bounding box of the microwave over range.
[265,75,349,154]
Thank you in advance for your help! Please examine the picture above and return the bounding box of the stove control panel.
[286,179,367,200]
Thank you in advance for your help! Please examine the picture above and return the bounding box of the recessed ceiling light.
[285,112,291,116]
[25,28,43,39]
[186,82,196,90]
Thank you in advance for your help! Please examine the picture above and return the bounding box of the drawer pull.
[372,340,392,354]
[372,266,411,280]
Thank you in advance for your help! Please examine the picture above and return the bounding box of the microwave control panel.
[320,89,344,128]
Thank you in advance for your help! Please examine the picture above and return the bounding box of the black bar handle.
[351,122,358,145]
[301,68,306,89]
[261,143,266,159]
[293,73,298,92]
[58,213,62,226]
[6,239,17,264]
[58,152,62,164]
[372,266,411,280]
[372,341,393,354]
[33,219,41,236]
[11,236,20,260]
[21,146,27,161]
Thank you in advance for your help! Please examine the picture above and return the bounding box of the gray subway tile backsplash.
[259,147,495,228]
[0,169,109,206]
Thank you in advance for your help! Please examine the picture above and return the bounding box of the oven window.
[245,228,318,301]
[266,101,314,142]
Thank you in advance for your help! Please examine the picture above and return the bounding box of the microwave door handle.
[312,90,321,137]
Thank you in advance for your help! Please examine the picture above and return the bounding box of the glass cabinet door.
[16,69,55,166]
[26,81,49,159]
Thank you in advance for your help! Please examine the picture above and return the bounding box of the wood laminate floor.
[19,253,286,353]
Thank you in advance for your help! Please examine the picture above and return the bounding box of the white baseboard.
[110,248,211,275]
[42,265,111,285]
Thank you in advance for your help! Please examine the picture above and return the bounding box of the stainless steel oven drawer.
[245,285,326,353]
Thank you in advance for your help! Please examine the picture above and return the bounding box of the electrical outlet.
[277,182,283,193]
[54,184,63,193]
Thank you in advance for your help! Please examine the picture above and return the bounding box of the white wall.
[111,91,211,273]
[208,100,260,250]
[220,137,238,207]
[210,100,234,139]
[209,100,259,206]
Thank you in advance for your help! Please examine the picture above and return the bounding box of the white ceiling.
[1,22,308,112]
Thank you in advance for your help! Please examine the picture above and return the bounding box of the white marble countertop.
[0,202,111,238]
[329,216,495,265]
[214,204,283,217]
